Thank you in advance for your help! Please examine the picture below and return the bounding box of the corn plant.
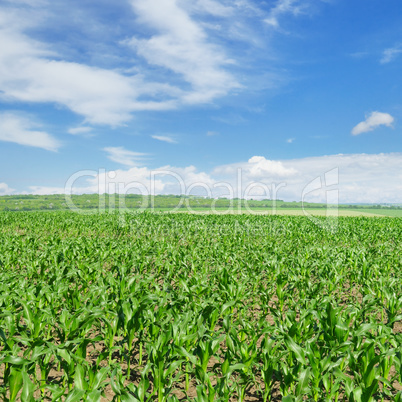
[0,211,401,400]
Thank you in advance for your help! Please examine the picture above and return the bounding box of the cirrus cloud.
[67,126,94,136]
[0,23,178,126]
[380,45,402,64]
[151,135,177,144]
[264,0,306,29]
[0,112,60,151]
[127,0,240,105]
[103,146,148,167]
[0,2,239,126]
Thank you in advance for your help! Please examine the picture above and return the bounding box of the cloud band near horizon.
[3,152,400,204]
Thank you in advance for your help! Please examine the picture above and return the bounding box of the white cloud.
[207,131,219,136]
[264,0,306,29]
[25,153,402,204]
[68,126,94,136]
[104,146,148,167]
[351,111,394,135]
[28,186,66,195]
[0,0,323,126]
[283,153,402,204]
[213,153,402,203]
[69,164,217,198]
[380,45,402,64]
[0,1,247,126]
[0,182,15,195]
[0,23,177,125]
[190,0,234,17]
[151,135,177,143]
[248,156,297,177]
[0,112,60,151]
[213,156,297,179]
[286,137,295,143]
[3,0,47,5]
[127,0,240,104]
[0,7,187,125]
[264,17,279,28]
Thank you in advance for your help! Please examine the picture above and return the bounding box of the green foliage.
[0,211,401,400]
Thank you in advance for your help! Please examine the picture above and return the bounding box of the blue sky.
[0,0,402,203]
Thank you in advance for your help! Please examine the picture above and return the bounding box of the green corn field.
[1,211,402,401]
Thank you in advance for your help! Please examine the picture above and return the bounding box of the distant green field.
[1,194,401,217]
[354,208,402,217]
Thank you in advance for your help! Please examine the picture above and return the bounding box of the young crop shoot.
[0,211,401,400]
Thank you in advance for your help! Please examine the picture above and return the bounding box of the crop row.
[0,212,402,401]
